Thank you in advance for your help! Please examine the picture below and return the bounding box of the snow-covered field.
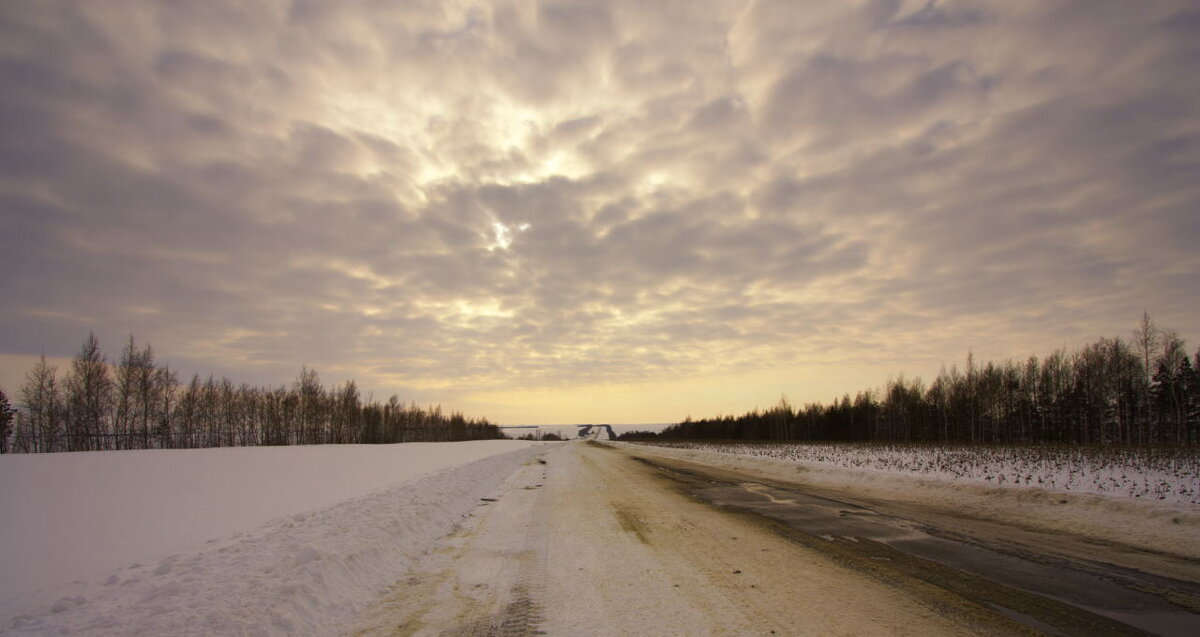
[0,441,546,635]
[637,441,1200,504]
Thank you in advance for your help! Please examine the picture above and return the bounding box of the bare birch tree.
[65,333,112,451]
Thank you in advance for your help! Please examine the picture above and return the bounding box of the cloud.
[1,0,1197,422]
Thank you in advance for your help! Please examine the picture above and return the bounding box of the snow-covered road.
[352,441,1200,636]
[350,442,974,636]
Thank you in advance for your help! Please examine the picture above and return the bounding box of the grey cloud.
[687,96,746,134]
[289,123,361,172]
[1,0,1197,410]
[763,54,992,150]
[487,1,616,104]
[890,3,991,30]
[550,115,602,141]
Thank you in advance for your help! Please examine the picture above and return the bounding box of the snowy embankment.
[636,442,1200,504]
[0,441,547,636]
[614,441,1200,559]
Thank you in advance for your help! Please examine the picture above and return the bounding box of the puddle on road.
[715,482,926,544]
[1099,608,1200,637]
[985,602,1066,636]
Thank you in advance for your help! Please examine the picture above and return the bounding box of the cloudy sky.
[1,0,1198,424]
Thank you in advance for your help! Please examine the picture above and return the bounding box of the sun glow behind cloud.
[1,1,1198,423]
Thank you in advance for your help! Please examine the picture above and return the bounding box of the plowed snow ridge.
[0,442,546,636]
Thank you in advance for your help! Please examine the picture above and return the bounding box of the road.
[349,441,1200,636]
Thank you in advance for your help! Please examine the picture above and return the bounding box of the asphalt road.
[350,441,1200,636]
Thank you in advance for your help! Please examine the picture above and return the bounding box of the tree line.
[1,333,505,453]
[630,314,1200,445]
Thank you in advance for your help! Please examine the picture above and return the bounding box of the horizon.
[2,1,1198,424]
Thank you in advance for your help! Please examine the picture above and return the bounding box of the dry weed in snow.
[640,442,1200,505]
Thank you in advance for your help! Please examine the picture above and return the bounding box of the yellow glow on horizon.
[461,366,827,425]
[0,354,74,394]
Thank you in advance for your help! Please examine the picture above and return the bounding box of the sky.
[1,0,1198,425]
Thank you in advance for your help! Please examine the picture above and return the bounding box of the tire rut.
[448,462,551,636]
[347,453,556,637]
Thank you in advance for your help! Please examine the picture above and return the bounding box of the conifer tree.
[1179,355,1199,444]
[0,388,15,454]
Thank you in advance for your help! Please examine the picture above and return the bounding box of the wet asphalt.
[635,456,1200,637]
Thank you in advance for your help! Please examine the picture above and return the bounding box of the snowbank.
[635,441,1200,504]
[0,441,548,635]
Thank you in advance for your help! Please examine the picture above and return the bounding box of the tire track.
[347,452,556,637]
[482,456,552,636]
